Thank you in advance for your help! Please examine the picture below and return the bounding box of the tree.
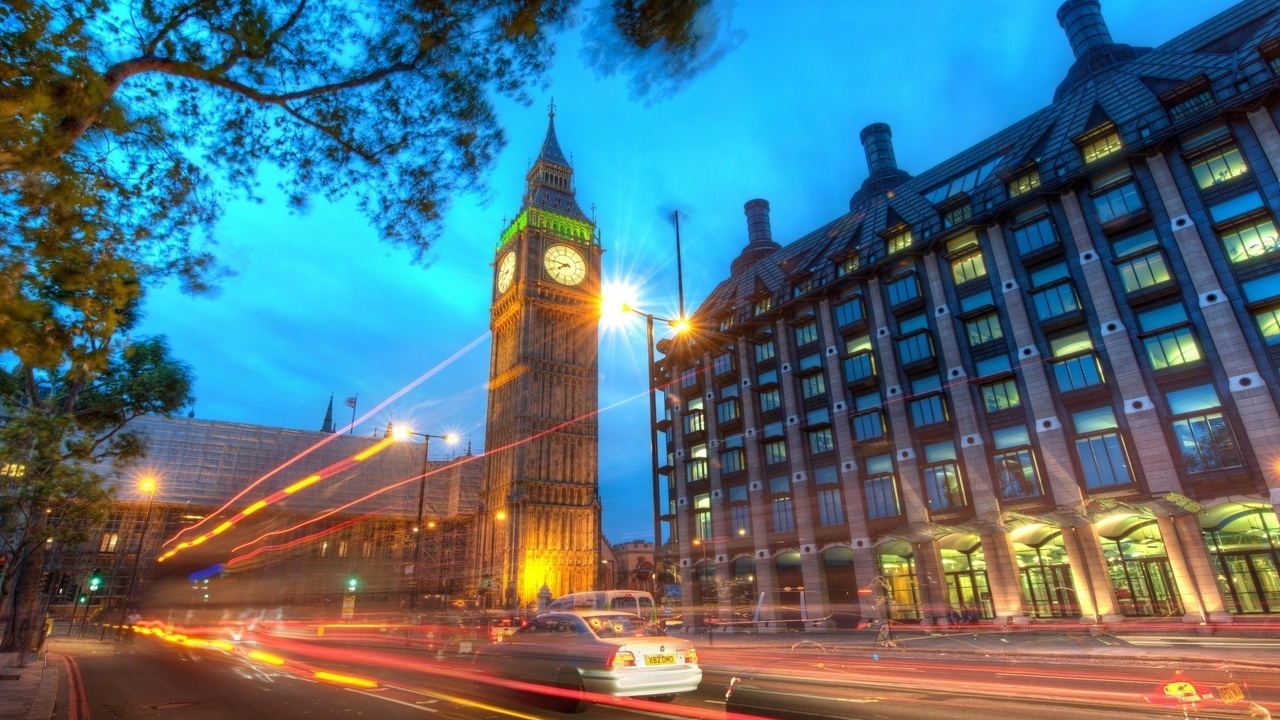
[0,336,194,659]
[2,0,735,269]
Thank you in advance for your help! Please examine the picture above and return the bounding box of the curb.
[25,657,57,720]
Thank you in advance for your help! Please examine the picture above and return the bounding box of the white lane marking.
[382,684,440,702]
[345,688,439,712]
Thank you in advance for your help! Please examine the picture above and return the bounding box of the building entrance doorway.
[1204,504,1280,615]
[1101,519,1183,617]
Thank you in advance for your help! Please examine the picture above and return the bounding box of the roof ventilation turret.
[849,123,912,210]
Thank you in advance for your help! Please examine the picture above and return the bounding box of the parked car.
[472,610,701,712]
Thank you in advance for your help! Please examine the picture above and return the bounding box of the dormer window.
[1077,123,1123,165]
[1008,168,1041,197]
[943,203,972,229]
[1260,36,1280,75]
[1162,78,1214,123]
[835,254,860,277]
[753,295,772,316]
[792,277,816,298]
[886,227,914,255]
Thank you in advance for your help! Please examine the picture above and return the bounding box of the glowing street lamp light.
[393,427,458,611]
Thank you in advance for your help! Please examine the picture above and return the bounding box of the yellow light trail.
[247,650,286,666]
[314,671,379,689]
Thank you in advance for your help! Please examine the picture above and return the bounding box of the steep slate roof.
[524,112,590,222]
[695,0,1280,328]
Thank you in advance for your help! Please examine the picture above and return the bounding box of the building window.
[1079,126,1122,164]
[680,367,698,389]
[694,494,712,540]
[805,408,834,454]
[794,319,819,347]
[1072,407,1133,489]
[886,273,921,307]
[1093,177,1144,223]
[1188,142,1248,190]
[1012,214,1059,255]
[1167,384,1242,474]
[992,425,1042,499]
[852,393,887,442]
[683,397,705,434]
[338,541,349,558]
[834,296,865,327]
[943,204,973,229]
[1009,169,1041,197]
[922,441,965,511]
[755,337,776,362]
[888,228,914,254]
[1219,216,1280,264]
[792,277,816,298]
[950,249,987,285]
[754,296,772,316]
[863,454,901,519]
[717,397,741,425]
[897,331,935,366]
[713,351,735,376]
[817,487,844,527]
[1256,307,1280,345]
[799,372,827,401]
[1051,331,1105,392]
[909,376,948,428]
[1137,304,1201,370]
[1029,262,1079,321]
[964,312,1004,346]
[362,541,373,559]
[1208,190,1264,224]
[1167,89,1214,122]
[759,388,781,413]
[763,439,788,465]
[720,435,745,474]
[843,351,876,385]
[924,155,1004,204]
[836,255,860,277]
[1111,227,1172,293]
[959,289,995,315]
[980,377,1021,412]
[100,533,119,552]
[769,476,794,532]
[730,504,751,538]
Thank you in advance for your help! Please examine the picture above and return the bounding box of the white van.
[545,590,655,618]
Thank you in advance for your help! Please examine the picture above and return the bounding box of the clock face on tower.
[543,244,587,286]
[496,251,516,294]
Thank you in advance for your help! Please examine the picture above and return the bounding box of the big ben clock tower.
[477,106,602,607]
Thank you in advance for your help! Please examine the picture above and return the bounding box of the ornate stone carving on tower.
[477,105,602,608]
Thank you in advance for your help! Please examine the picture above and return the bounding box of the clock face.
[543,245,587,286]
[496,251,516,294]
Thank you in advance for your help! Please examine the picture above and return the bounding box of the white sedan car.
[473,610,701,712]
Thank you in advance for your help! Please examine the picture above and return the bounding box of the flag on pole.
[344,396,357,409]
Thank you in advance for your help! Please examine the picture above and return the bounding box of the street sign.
[341,594,355,620]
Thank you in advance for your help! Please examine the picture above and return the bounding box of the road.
[49,632,1280,720]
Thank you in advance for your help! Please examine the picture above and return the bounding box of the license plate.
[645,654,675,666]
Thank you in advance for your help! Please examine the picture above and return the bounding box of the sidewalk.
[689,623,1280,670]
[0,648,57,720]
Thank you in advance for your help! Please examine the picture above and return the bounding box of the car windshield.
[582,614,663,638]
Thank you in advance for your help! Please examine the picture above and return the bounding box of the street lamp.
[393,427,458,612]
[123,477,158,618]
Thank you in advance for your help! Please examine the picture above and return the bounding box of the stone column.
[1247,107,1280,179]
[1059,523,1120,621]
[911,540,949,621]
[741,319,779,631]
[979,531,1028,623]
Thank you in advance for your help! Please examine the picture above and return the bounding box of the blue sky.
[134,1,1237,545]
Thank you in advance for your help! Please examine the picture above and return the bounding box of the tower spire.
[320,393,335,433]
[524,103,589,221]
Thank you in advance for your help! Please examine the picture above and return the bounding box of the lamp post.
[393,428,458,612]
[123,477,157,618]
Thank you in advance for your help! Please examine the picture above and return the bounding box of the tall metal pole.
[673,211,685,320]
[410,435,430,612]
[646,314,663,595]
[122,489,157,614]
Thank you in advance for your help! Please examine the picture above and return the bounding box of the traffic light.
[78,595,87,604]
[88,568,102,592]
[346,577,358,593]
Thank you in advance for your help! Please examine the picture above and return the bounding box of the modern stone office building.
[658,0,1280,627]
[45,415,481,618]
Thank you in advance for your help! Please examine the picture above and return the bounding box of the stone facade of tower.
[476,110,603,608]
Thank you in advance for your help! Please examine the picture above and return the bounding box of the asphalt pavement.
[7,621,1280,720]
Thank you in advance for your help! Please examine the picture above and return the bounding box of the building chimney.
[744,199,772,246]
[860,123,901,179]
[1057,0,1113,60]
